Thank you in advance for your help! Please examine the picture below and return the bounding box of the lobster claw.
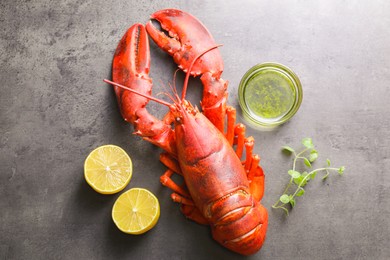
[113,23,152,124]
[112,23,176,155]
[113,23,150,81]
[146,9,224,77]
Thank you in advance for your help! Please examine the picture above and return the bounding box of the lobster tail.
[209,191,268,255]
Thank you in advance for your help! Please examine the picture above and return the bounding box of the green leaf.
[309,150,318,162]
[338,166,345,175]
[302,138,314,149]
[280,194,290,204]
[294,176,302,185]
[326,159,331,166]
[293,174,308,187]
[282,146,295,153]
[290,198,296,208]
[296,188,305,197]
[303,157,312,168]
[288,170,301,179]
[311,171,318,180]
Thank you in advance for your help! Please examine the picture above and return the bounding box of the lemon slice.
[84,145,132,194]
[112,188,160,235]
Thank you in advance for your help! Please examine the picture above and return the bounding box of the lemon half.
[112,188,160,235]
[84,145,132,194]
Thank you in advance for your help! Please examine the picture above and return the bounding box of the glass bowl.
[238,62,303,129]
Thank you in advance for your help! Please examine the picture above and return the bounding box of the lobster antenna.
[158,88,177,104]
[157,79,176,104]
[103,79,172,107]
[181,44,223,100]
[172,69,182,103]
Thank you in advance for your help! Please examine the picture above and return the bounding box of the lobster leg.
[248,155,261,181]
[221,106,265,201]
[160,169,190,198]
[241,136,265,201]
[171,193,193,205]
[244,137,255,172]
[225,106,236,146]
[160,154,191,200]
[248,156,265,202]
[181,205,209,225]
[234,124,246,160]
[160,152,181,175]
[160,156,209,225]
[224,106,247,161]
[112,23,177,155]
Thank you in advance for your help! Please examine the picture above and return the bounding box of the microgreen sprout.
[272,138,345,216]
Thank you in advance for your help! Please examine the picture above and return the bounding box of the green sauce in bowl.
[238,63,302,128]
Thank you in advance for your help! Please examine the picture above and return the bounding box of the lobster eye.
[175,117,181,122]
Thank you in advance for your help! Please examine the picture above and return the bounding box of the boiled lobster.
[105,9,268,256]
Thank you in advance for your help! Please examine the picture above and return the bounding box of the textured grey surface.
[1,0,390,259]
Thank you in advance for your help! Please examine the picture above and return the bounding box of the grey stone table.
[1,1,389,259]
